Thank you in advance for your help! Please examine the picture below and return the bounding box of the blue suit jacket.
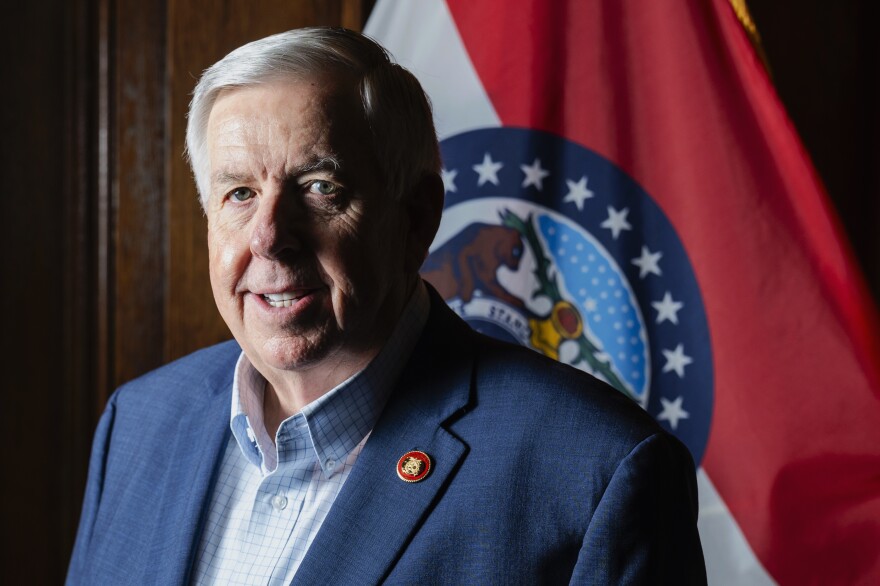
[67,290,706,584]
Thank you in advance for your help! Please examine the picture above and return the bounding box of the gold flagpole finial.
[728,0,772,75]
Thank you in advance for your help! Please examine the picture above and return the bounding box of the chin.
[256,335,336,372]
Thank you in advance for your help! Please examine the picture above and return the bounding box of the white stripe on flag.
[365,0,500,140]
[697,469,776,585]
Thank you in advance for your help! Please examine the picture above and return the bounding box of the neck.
[261,275,420,437]
[261,355,369,437]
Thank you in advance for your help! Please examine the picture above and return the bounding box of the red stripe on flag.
[446,0,880,583]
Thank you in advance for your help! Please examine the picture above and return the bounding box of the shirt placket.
[249,418,318,581]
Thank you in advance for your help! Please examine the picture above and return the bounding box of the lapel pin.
[397,450,432,483]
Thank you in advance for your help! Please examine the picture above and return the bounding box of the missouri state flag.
[366,0,880,584]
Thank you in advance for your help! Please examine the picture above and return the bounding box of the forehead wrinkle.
[210,147,275,190]
[211,156,342,191]
[208,80,349,191]
[212,170,253,188]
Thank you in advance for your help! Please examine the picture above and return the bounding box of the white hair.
[185,27,441,207]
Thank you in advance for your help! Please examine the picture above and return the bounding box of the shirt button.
[272,495,288,511]
[326,459,336,470]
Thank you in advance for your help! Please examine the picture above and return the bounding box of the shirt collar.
[229,281,430,477]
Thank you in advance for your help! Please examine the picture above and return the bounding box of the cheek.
[373,214,409,268]
[342,221,407,296]
[208,229,247,290]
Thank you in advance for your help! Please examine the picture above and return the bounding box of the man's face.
[205,78,416,377]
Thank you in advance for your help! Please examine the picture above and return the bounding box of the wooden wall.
[0,0,874,582]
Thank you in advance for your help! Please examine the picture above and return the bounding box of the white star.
[520,158,550,190]
[473,152,503,186]
[441,167,458,193]
[662,344,693,378]
[631,246,663,278]
[657,396,690,430]
[600,206,632,239]
[563,176,594,210]
[652,292,684,324]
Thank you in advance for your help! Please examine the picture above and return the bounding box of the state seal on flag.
[423,128,713,463]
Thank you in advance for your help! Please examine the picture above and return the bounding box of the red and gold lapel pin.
[396,450,432,483]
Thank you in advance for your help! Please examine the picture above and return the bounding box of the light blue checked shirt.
[192,283,429,585]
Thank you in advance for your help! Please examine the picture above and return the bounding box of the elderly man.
[67,28,706,584]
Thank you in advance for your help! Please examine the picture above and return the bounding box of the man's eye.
[308,180,339,196]
[228,187,254,202]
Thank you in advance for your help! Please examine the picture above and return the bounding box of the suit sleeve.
[569,432,707,585]
[66,395,118,585]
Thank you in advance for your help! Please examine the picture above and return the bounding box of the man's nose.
[249,192,304,259]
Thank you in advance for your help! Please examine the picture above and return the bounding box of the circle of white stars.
[444,148,698,430]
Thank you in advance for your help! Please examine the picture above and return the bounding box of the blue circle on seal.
[424,127,713,464]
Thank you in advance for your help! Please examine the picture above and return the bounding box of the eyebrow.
[210,156,343,188]
[293,156,341,176]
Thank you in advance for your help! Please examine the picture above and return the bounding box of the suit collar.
[294,287,476,584]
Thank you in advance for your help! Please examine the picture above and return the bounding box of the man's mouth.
[261,291,309,308]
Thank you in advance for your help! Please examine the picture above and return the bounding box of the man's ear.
[403,172,445,273]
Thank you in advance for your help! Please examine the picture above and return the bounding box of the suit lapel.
[294,295,477,584]
[143,355,235,584]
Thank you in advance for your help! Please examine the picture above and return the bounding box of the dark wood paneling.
[59,0,103,580]
[112,0,169,391]
[1,0,96,582]
[1,5,64,578]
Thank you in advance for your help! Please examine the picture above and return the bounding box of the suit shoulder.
[111,339,240,411]
[470,332,663,446]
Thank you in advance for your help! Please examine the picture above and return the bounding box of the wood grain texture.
[113,0,169,389]
[1,0,97,582]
